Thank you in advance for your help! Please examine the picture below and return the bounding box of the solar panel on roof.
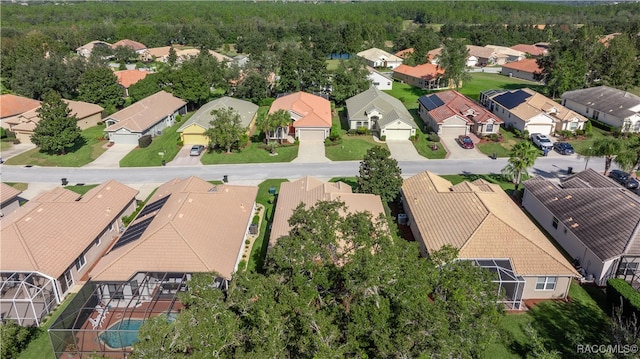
[137,195,170,218]
[493,89,532,110]
[418,94,445,111]
[112,216,155,250]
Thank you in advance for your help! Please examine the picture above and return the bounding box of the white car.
[530,133,553,150]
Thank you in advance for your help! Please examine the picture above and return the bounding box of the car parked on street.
[531,133,553,150]
[189,145,205,156]
[608,169,640,189]
[553,142,574,155]
[456,135,475,149]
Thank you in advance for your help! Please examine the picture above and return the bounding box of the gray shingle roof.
[178,97,258,132]
[345,87,416,129]
[561,168,621,189]
[561,86,640,119]
[523,174,640,261]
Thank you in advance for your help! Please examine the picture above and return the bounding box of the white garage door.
[110,133,140,145]
[298,129,325,142]
[526,124,553,136]
[385,129,412,140]
[440,126,467,137]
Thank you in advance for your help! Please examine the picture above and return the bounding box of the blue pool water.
[99,319,144,349]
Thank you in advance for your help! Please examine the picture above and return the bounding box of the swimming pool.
[99,319,144,349]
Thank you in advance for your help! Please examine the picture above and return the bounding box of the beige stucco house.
[480,88,586,136]
[345,87,417,140]
[177,97,258,145]
[0,181,138,325]
[269,176,385,250]
[418,90,502,137]
[401,171,579,310]
[5,100,104,144]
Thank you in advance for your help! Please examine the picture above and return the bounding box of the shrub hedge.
[607,278,640,318]
[138,134,152,148]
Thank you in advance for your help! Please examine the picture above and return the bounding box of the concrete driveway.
[166,145,204,166]
[83,144,136,168]
[292,138,329,163]
[440,135,488,160]
[386,140,425,161]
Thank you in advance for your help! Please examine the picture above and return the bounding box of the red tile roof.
[114,69,151,88]
[393,63,444,80]
[395,48,414,59]
[111,39,147,51]
[269,92,331,128]
[502,58,542,74]
[0,94,41,119]
[424,90,502,125]
[510,44,546,56]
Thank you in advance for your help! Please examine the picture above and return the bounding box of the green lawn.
[441,173,523,192]
[483,281,610,358]
[460,72,545,101]
[4,182,28,191]
[119,118,189,167]
[326,137,387,161]
[476,128,523,158]
[567,127,610,156]
[18,294,76,359]
[413,135,447,159]
[384,82,428,110]
[247,179,289,272]
[65,184,99,195]
[1,139,13,152]
[325,107,388,161]
[326,59,341,72]
[201,141,298,164]
[4,125,108,167]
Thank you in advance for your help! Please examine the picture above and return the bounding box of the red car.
[456,135,474,149]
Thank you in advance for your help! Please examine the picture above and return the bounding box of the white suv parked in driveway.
[530,133,553,150]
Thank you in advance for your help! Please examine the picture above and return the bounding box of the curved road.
[0,156,600,185]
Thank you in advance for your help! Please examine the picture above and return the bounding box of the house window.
[552,217,559,229]
[75,254,86,271]
[64,270,74,290]
[486,124,494,132]
[570,122,578,130]
[585,108,589,114]
[535,276,557,290]
[593,110,600,120]
[617,262,639,276]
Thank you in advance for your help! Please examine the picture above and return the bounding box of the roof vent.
[565,195,572,199]
[567,217,573,222]
[208,186,218,192]
[552,196,559,201]
[571,223,579,228]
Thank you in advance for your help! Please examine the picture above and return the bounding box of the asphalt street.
[0,156,603,185]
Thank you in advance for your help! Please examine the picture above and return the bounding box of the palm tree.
[255,112,271,145]
[590,137,623,175]
[502,141,539,192]
[269,109,291,144]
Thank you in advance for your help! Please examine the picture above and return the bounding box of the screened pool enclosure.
[1,271,58,326]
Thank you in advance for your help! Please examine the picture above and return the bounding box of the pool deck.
[65,299,183,358]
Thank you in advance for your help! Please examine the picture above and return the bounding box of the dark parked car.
[189,145,205,156]
[553,142,574,155]
[608,170,640,189]
[456,135,475,149]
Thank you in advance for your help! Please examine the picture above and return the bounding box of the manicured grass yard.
[119,117,190,167]
[567,127,609,156]
[326,137,386,161]
[460,72,545,101]
[247,179,289,272]
[201,141,298,164]
[1,139,13,152]
[65,184,99,195]
[4,125,108,167]
[483,282,610,358]
[4,182,29,191]
[326,107,388,161]
[18,294,76,359]
[476,128,523,158]
[413,135,447,159]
